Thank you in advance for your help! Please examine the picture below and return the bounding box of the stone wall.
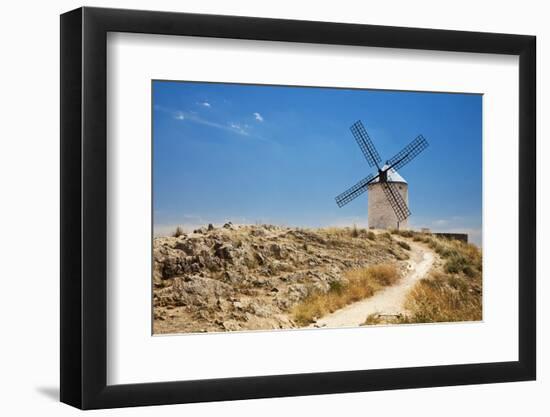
[367,182,408,230]
[433,233,469,243]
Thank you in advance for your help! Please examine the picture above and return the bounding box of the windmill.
[335,120,429,230]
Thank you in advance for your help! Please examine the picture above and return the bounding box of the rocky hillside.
[153,223,411,334]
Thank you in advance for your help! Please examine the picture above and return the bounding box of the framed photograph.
[60,6,536,409]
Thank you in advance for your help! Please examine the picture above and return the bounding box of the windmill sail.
[386,134,429,172]
[335,119,428,229]
[350,121,382,169]
[381,181,411,222]
[335,173,378,208]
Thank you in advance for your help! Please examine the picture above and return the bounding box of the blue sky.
[153,81,482,245]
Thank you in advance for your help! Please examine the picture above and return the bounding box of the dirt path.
[312,241,435,328]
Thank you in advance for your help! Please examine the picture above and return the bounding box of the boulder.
[161,257,184,278]
[270,243,284,259]
[213,243,234,262]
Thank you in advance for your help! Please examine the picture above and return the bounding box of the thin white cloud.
[199,101,211,108]
[155,105,274,141]
[171,110,249,136]
[229,122,249,136]
[253,112,264,122]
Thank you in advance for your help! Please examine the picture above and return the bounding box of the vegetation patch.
[399,270,482,323]
[364,234,482,326]
[318,226,371,241]
[364,312,403,325]
[292,264,400,326]
[397,241,411,250]
[172,226,184,237]
[407,237,481,322]
[391,229,415,238]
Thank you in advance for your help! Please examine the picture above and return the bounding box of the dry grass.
[400,236,482,324]
[397,241,411,250]
[292,264,400,326]
[399,271,482,323]
[390,229,415,238]
[319,226,370,240]
[363,234,482,326]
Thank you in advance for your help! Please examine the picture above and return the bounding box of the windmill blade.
[350,121,382,169]
[381,181,411,222]
[335,173,378,208]
[386,134,429,172]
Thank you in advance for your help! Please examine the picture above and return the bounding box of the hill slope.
[153,224,412,334]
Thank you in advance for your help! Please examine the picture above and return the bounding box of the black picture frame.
[60,6,536,410]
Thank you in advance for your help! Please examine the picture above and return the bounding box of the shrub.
[172,226,184,237]
[395,229,414,238]
[329,280,344,295]
[397,241,411,250]
[366,264,401,286]
[367,231,376,241]
[445,254,467,274]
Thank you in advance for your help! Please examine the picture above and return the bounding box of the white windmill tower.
[335,120,429,230]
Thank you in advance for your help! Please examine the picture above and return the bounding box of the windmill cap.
[370,164,407,184]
